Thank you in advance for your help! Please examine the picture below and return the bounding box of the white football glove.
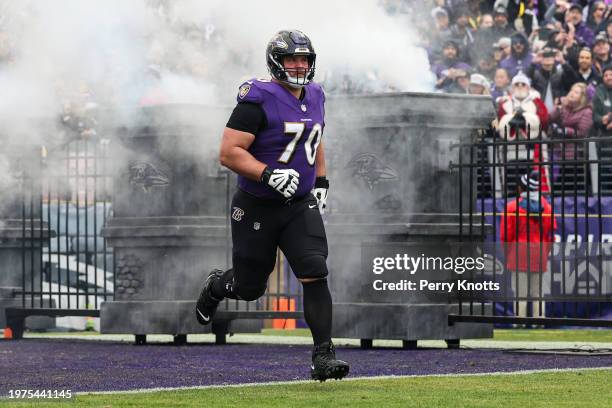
[312,177,329,215]
[261,167,300,199]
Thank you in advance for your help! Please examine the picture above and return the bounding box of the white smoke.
[0,0,432,119]
[0,0,434,211]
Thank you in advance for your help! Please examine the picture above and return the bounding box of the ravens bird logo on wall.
[346,153,399,190]
[128,161,170,192]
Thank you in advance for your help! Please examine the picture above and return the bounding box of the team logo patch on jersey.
[238,84,251,99]
[300,104,307,112]
[232,207,245,221]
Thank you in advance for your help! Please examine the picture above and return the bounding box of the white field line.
[18,332,612,350]
[76,366,612,396]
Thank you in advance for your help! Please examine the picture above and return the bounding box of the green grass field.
[259,328,612,343]
[2,369,611,407]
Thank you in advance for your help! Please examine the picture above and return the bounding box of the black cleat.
[195,269,224,325]
[311,341,349,382]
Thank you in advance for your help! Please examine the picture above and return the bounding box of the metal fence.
[450,126,612,327]
[5,138,115,334]
[6,137,303,336]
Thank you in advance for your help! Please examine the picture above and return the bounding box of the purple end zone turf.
[0,339,611,394]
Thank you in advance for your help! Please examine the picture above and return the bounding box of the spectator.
[549,82,593,160]
[468,73,491,95]
[592,32,611,77]
[527,47,564,112]
[592,65,612,134]
[500,32,534,77]
[606,19,612,41]
[479,13,494,30]
[450,5,476,63]
[498,72,548,143]
[546,27,579,59]
[566,4,594,47]
[512,0,540,37]
[429,6,453,62]
[432,40,473,92]
[497,72,550,193]
[490,40,506,68]
[452,69,471,94]
[530,24,558,48]
[544,0,571,25]
[472,14,499,54]
[497,37,513,59]
[475,51,497,80]
[491,67,512,102]
[432,6,451,33]
[491,5,516,42]
[561,47,601,94]
[467,0,486,30]
[586,1,607,33]
[499,170,556,319]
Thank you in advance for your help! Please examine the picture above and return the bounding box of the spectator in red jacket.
[500,171,557,318]
[497,72,551,192]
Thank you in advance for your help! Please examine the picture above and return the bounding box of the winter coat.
[592,83,612,134]
[527,65,564,103]
[500,54,534,78]
[559,64,601,95]
[497,91,551,192]
[549,104,593,159]
[500,192,557,273]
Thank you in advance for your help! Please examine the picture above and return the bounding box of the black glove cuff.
[260,166,272,184]
[315,176,329,189]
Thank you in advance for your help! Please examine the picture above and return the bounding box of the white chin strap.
[284,74,309,88]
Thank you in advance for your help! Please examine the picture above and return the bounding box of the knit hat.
[520,171,540,191]
[511,72,531,86]
[469,73,490,89]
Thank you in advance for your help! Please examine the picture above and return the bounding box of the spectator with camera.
[549,82,593,159]
[527,47,565,112]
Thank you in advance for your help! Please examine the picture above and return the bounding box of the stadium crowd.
[0,1,611,141]
[399,0,612,138]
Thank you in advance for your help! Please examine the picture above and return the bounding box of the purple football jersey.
[235,78,326,199]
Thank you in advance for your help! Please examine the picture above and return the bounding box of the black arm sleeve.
[226,102,267,135]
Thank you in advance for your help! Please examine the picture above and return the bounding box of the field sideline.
[2,368,611,407]
[2,329,611,407]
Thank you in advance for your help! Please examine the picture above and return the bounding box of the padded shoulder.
[236,78,270,104]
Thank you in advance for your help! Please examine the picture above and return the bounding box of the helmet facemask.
[266,30,316,88]
[269,52,316,88]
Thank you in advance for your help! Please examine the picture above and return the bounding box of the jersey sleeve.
[236,80,263,104]
[226,103,266,135]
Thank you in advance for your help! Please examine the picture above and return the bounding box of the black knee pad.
[294,255,328,280]
[233,282,267,301]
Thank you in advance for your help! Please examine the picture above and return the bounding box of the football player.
[196,30,349,382]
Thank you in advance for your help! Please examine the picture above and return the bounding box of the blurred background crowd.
[384,0,612,137]
[0,0,611,139]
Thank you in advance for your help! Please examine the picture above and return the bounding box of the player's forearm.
[315,142,326,177]
[220,146,267,182]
